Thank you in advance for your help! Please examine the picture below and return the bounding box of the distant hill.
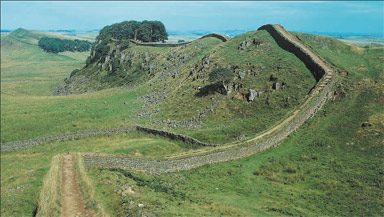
[1,28,90,64]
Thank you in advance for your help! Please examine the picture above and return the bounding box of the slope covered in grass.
[149,30,316,143]
[63,29,317,144]
[82,30,383,216]
[1,26,383,216]
[87,63,383,216]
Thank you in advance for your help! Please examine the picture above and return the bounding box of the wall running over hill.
[257,25,326,81]
[82,77,337,173]
[198,33,230,42]
[3,25,339,173]
[81,25,339,173]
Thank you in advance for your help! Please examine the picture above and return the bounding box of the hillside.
[57,28,318,143]
[1,28,90,84]
[1,25,383,216]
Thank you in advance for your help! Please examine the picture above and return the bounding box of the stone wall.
[129,33,229,48]
[136,126,218,147]
[257,24,326,81]
[198,33,230,42]
[82,76,337,173]
[1,125,217,152]
[4,24,339,174]
[1,127,136,152]
[81,25,339,173]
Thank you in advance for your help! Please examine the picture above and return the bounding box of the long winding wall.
[3,24,339,173]
[258,24,329,81]
[81,24,339,173]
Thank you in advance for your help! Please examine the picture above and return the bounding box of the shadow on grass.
[195,82,224,97]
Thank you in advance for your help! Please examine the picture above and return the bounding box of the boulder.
[144,52,149,62]
[247,89,258,102]
[120,53,126,64]
[272,81,280,90]
[239,71,246,79]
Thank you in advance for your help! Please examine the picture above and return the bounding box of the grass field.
[1,27,383,216]
[87,75,383,216]
[84,31,384,216]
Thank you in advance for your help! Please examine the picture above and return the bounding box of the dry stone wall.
[3,25,339,174]
[1,127,136,152]
[81,25,339,173]
[129,33,229,48]
[136,126,218,147]
[198,33,230,42]
[257,24,326,81]
[1,126,217,152]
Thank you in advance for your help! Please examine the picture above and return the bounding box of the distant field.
[52,31,98,42]
[340,35,384,45]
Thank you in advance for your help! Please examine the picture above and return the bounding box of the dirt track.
[60,154,95,217]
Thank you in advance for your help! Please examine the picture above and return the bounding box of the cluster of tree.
[208,67,235,95]
[97,20,168,43]
[38,37,92,54]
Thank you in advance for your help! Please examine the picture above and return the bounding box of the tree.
[150,21,168,42]
[96,20,168,42]
[208,67,235,95]
[136,21,152,42]
[38,37,92,54]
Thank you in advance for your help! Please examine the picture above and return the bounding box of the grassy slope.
[1,131,202,216]
[88,68,383,217]
[139,30,316,143]
[1,28,382,216]
[1,30,139,142]
[86,36,384,216]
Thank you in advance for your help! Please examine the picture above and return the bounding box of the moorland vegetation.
[1,22,383,217]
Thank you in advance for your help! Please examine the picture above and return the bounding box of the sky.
[1,1,383,35]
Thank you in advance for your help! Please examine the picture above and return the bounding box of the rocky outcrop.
[130,40,191,47]
[247,89,261,102]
